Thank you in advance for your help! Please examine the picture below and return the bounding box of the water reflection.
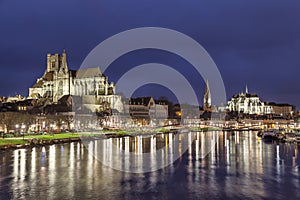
[82,131,219,173]
[0,131,300,199]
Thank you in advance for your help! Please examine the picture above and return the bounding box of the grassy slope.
[0,139,28,146]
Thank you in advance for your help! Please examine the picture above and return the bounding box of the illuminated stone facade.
[227,86,273,115]
[28,50,123,112]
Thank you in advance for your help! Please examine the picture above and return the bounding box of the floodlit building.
[124,97,168,126]
[227,86,273,115]
[28,50,123,113]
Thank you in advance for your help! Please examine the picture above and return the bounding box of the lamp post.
[42,121,46,134]
[77,121,80,131]
[15,124,19,136]
[50,123,54,136]
[61,121,65,132]
[21,124,26,140]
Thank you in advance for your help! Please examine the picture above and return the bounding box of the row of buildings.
[0,50,297,133]
[203,81,294,119]
[0,50,169,133]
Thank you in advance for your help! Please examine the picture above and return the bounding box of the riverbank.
[0,132,116,151]
[0,134,77,151]
[0,130,166,151]
[0,128,227,151]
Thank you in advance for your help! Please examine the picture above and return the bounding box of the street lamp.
[50,124,54,136]
[15,124,19,135]
[21,124,26,140]
[42,121,46,133]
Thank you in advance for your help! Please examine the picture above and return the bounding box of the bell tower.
[45,50,68,73]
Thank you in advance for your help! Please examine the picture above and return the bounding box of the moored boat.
[284,133,296,143]
[293,131,300,145]
[296,136,300,145]
[275,132,285,141]
[262,131,276,142]
[257,131,263,137]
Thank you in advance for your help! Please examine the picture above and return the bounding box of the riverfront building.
[227,86,273,115]
[227,86,294,118]
[28,50,123,113]
[124,97,168,126]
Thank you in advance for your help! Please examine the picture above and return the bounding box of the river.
[0,131,300,199]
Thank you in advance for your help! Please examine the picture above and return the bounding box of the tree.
[96,110,111,127]
[0,112,36,133]
[46,113,74,132]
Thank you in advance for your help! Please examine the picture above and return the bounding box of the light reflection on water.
[0,131,300,199]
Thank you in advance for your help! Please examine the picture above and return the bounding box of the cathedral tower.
[46,49,68,73]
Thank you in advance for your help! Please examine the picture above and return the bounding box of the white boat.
[284,133,296,143]
[296,136,300,145]
[294,131,300,145]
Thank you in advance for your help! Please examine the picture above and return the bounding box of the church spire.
[246,85,248,94]
[203,79,211,110]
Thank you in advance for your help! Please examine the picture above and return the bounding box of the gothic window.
[58,81,63,97]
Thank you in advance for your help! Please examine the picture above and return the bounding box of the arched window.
[58,81,64,97]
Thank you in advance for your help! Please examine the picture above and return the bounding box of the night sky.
[0,1,299,108]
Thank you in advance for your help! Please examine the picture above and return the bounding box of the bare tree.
[0,112,36,133]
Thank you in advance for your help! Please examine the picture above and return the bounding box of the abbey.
[29,50,123,112]
[227,86,273,115]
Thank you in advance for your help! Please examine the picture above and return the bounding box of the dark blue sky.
[0,1,299,108]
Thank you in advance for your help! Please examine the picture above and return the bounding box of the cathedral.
[29,50,123,112]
